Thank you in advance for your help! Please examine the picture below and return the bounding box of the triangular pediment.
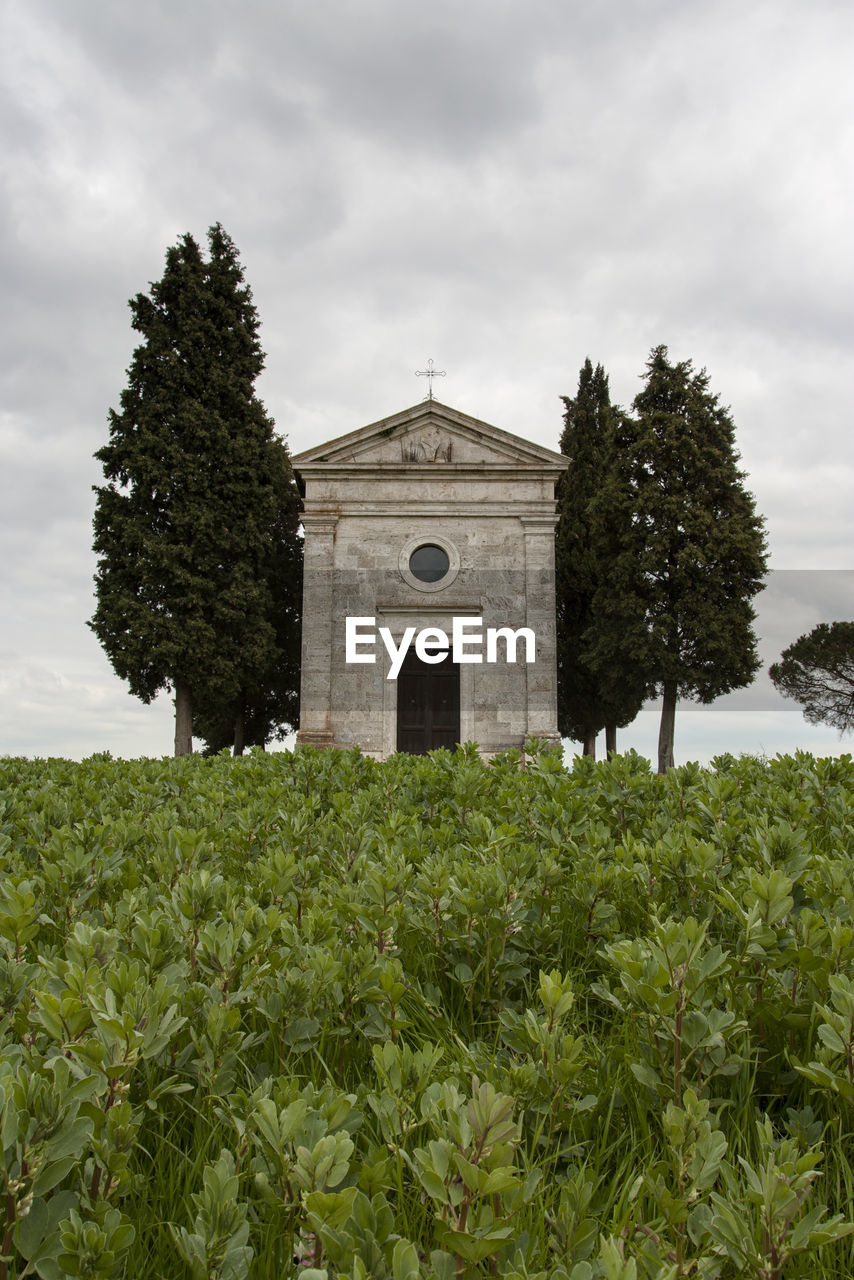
[292,401,568,473]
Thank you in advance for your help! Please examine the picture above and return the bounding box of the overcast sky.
[1,0,852,764]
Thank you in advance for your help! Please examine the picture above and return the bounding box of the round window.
[408,544,450,583]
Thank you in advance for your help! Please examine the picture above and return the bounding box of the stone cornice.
[300,513,339,534]
[300,501,558,518]
[296,463,565,477]
[520,514,560,532]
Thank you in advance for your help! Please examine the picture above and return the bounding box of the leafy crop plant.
[0,745,853,1277]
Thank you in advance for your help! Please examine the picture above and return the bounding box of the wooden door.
[396,648,460,754]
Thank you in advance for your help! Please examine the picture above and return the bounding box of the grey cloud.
[37,0,550,156]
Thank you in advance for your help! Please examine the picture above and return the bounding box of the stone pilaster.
[296,514,339,749]
[521,514,561,746]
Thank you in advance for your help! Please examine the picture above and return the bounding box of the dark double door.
[396,648,460,754]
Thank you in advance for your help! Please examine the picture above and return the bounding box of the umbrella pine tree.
[770,621,854,734]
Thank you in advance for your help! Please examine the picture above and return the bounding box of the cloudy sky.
[1,0,852,764]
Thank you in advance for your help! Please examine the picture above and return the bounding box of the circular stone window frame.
[399,534,460,593]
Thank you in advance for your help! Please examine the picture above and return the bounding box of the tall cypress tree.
[555,359,646,756]
[192,467,302,755]
[90,224,301,755]
[590,345,767,772]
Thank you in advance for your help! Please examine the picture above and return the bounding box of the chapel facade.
[292,400,568,758]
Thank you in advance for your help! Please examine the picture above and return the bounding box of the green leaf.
[32,1155,81,1197]
[568,1265,594,1280]
[16,1191,78,1260]
[417,1167,448,1202]
[451,1150,485,1194]
[817,1023,847,1054]
[44,1115,95,1164]
[392,1237,421,1280]
[305,1186,358,1228]
[429,1250,457,1280]
[629,1060,661,1091]
[284,1016,321,1047]
[480,1167,520,1196]
[436,1224,514,1262]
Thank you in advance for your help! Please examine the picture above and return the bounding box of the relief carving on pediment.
[401,426,453,463]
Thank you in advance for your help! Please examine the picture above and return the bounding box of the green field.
[2,745,853,1279]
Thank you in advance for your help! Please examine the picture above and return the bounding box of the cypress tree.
[590,345,767,772]
[192,470,302,755]
[555,359,647,756]
[90,224,301,755]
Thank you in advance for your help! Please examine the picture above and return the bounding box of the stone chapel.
[292,399,568,758]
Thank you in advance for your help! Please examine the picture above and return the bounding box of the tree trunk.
[582,730,596,759]
[657,682,677,774]
[174,681,193,757]
[233,699,246,757]
[605,723,617,758]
